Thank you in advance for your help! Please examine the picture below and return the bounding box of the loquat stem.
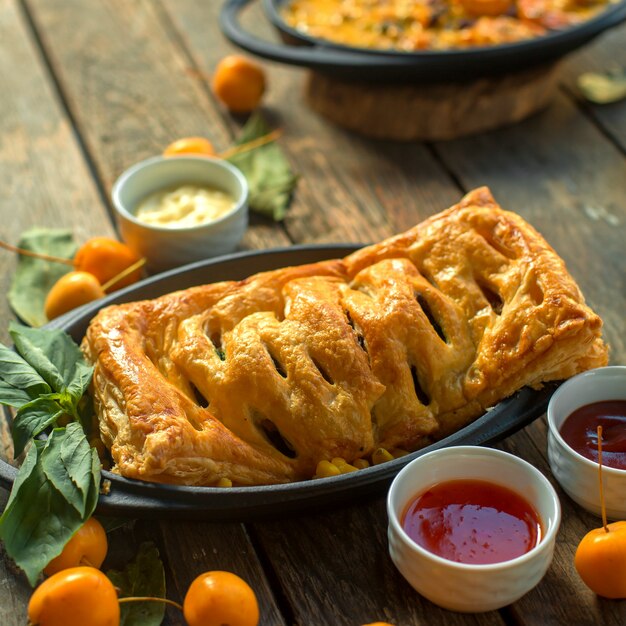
[0,239,73,265]
[219,129,283,160]
[101,258,146,292]
[597,425,609,533]
[118,596,184,611]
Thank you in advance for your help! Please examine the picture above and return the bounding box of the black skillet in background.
[220,0,626,81]
[0,246,559,521]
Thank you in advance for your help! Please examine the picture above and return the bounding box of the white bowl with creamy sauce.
[112,155,248,272]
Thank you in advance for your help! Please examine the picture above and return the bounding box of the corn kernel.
[215,477,232,488]
[315,460,341,478]
[330,457,359,473]
[372,448,394,465]
[341,462,358,473]
[353,458,370,469]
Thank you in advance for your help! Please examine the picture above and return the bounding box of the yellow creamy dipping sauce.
[282,0,610,51]
[135,185,236,229]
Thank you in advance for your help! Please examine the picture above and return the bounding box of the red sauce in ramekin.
[559,400,626,470]
[402,479,542,565]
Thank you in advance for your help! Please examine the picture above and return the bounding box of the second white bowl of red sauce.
[387,446,561,613]
[547,365,626,520]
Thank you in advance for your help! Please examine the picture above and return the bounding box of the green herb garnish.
[0,323,99,585]
[227,113,298,221]
[7,229,76,327]
[108,542,167,626]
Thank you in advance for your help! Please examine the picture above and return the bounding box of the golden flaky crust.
[82,188,608,486]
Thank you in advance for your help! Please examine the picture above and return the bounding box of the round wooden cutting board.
[306,63,561,141]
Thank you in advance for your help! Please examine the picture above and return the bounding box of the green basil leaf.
[84,443,102,517]
[11,397,64,458]
[41,423,100,517]
[0,325,100,586]
[67,359,93,402]
[227,113,298,221]
[8,228,76,327]
[0,380,33,408]
[0,440,85,586]
[9,323,93,402]
[2,437,39,511]
[107,542,166,626]
[247,179,298,222]
[0,343,51,403]
[9,325,65,392]
[76,392,97,438]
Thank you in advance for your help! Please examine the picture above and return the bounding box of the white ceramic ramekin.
[547,365,626,520]
[112,155,248,272]
[387,446,561,613]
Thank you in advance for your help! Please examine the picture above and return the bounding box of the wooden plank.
[433,93,626,364]
[0,0,120,620]
[251,497,506,626]
[559,23,626,151]
[102,518,287,626]
[158,521,287,626]
[23,0,291,251]
[1,489,288,626]
[0,0,116,345]
[499,423,626,626]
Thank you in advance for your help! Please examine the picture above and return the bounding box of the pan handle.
[219,0,424,70]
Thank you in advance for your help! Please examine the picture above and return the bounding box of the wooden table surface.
[1,1,625,624]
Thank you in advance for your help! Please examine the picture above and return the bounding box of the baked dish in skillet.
[82,188,608,486]
[282,0,614,50]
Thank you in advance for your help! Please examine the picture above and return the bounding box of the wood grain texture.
[24,0,291,251]
[157,521,287,626]
[162,0,463,245]
[560,23,626,151]
[0,0,115,345]
[0,0,118,617]
[251,500,506,626]
[102,518,287,626]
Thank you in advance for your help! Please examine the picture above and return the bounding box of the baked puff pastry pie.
[82,188,608,486]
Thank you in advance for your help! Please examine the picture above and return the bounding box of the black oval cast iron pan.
[220,0,626,82]
[0,245,559,521]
